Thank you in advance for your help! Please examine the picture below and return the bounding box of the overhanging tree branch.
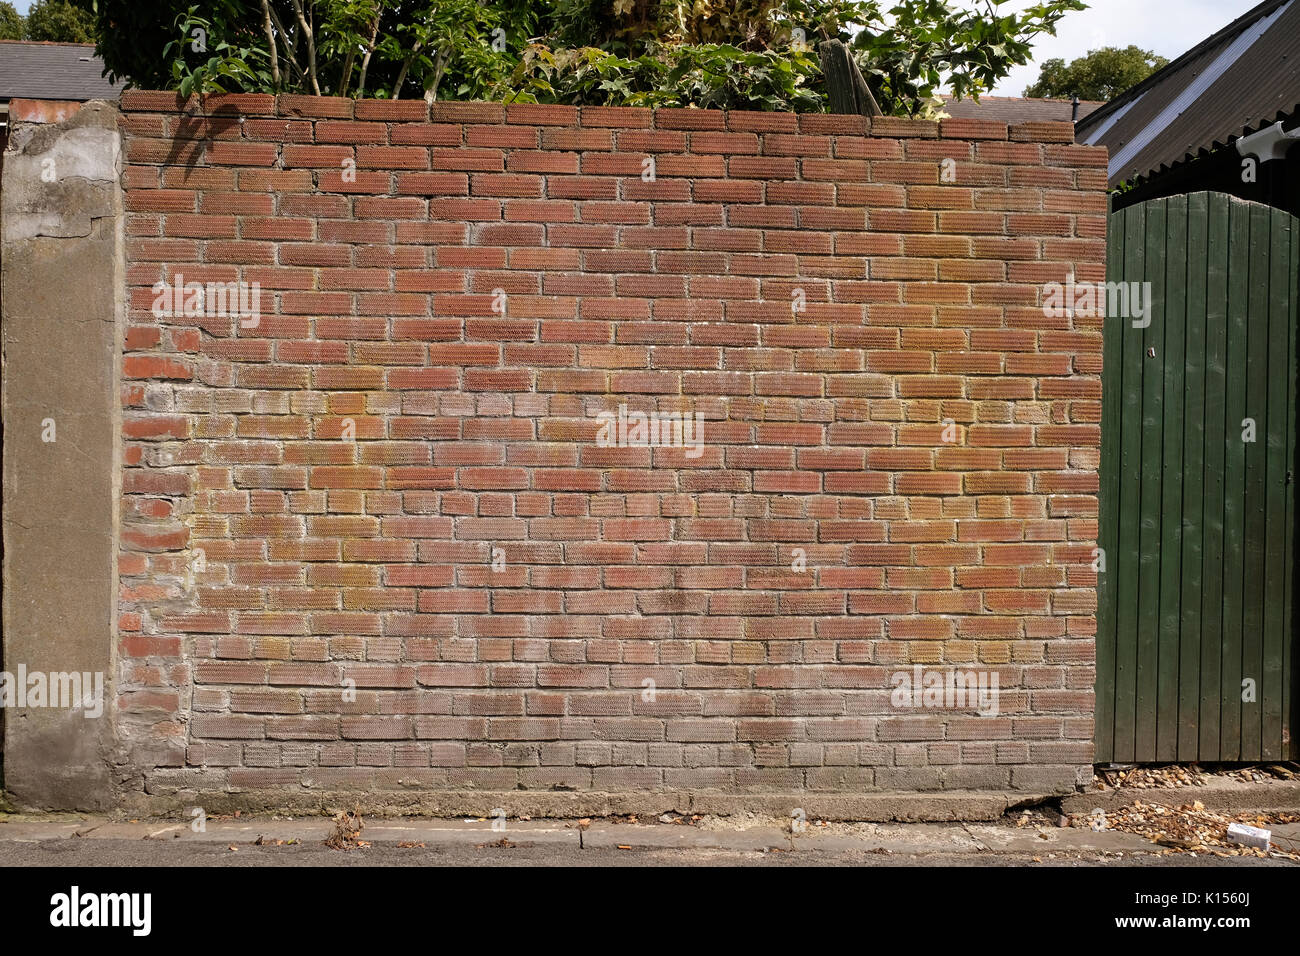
[356,12,382,98]
[287,0,320,94]
[259,0,280,90]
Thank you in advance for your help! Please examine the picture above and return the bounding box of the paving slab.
[0,814,1160,856]
[582,824,789,851]
[0,816,582,845]
[8,802,1296,862]
[964,823,1154,854]
[1061,778,1300,814]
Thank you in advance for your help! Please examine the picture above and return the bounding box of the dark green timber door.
[1097,191,1298,762]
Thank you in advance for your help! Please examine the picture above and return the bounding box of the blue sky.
[10,0,1267,99]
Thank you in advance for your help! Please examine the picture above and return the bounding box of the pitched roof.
[0,41,120,104]
[940,95,1104,124]
[1076,0,1300,187]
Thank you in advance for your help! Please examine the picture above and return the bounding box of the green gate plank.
[1113,202,1148,761]
[1261,209,1291,759]
[1240,204,1271,760]
[1285,224,1298,759]
[1199,192,1230,760]
[1220,198,1252,761]
[1159,198,1190,756]
[1179,192,1208,760]
[1158,195,1188,761]
[1099,191,1299,764]
[1135,199,1168,763]
[1096,209,1127,762]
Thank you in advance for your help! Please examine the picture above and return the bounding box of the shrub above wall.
[111,91,1107,811]
[87,0,1086,116]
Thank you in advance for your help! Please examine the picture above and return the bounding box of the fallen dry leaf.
[1096,800,1300,860]
[325,804,366,851]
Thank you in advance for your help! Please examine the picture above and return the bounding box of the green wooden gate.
[1097,191,1298,762]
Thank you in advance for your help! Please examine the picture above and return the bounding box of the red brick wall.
[116,91,1107,801]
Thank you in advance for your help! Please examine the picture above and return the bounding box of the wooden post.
[819,38,882,118]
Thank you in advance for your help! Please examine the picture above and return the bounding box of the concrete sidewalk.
[2,811,1297,866]
[5,775,1297,866]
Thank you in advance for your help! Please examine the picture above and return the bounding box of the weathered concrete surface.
[8,840,1286,866]
[0,812,1259,868]
[115,785,1049,822]
[1,100,123,810]
[11,807,1300,865]
[1061,777,1300,814]
[0,812,1164,854]
[112,775,1298,824]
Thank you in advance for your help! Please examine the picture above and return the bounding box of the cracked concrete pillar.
[2,99,123,809]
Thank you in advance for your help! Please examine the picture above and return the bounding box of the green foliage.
[25,0,99,42]
[163,5,273,97]
[1024,44,1168,101]
[505,42,823,111]
[372,0,513,100]
[81,0,192,89]
[851,1,1086,116]
[0,1,24,40]
[84,0,1087,116]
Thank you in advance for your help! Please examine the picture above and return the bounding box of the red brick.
[107,97,1104,801]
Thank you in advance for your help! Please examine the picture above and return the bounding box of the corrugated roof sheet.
[0,41,120,104]
[1077,0,1300,186]
[941,94,1104,124]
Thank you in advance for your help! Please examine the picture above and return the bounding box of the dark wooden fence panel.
[1097,191,1297,762]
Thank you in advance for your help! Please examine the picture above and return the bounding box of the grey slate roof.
[0,41,120,103]
[1076,0,1300,187]
[940,95,1104,124]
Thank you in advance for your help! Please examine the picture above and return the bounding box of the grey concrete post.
[1,100,123,809]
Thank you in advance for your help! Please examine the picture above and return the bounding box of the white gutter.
[1235,120,1300,162]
